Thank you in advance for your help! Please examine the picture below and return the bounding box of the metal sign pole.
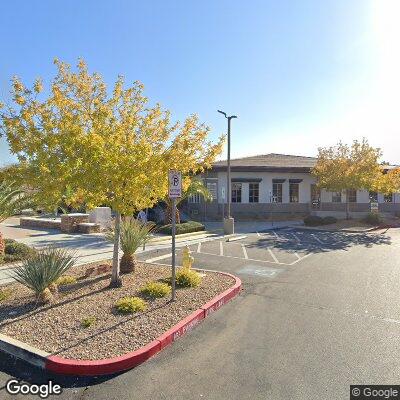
[168,170,181,302]
[171,197,177,301]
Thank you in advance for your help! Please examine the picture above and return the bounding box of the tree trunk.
[120,253,137,274]
[346,189,350,220]
[0,232,5,259]
[37,288,53,304]
[110,212,122,287]
[164,203,181,225]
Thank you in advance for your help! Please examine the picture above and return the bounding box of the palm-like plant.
[0,181,27,259]
[164,179,212,224]
[11,247,76,304]
[106,217,155,274]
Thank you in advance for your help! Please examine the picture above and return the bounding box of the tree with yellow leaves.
[375,167,400,202]
[0,59,224,286]
[312,139,383,219]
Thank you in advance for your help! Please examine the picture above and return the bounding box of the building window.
[249,183,259,203]
[348,189,357,203]
[272,183,283,203]
[188,193,201,203]
[231,183,242,203]
[332,192,342,203]
[289,183,299,203]
[369,191,378,203]
[384,193,393,203]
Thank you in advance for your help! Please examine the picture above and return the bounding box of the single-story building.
[183,153,400,221]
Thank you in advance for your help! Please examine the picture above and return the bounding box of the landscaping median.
[0,261,241,376]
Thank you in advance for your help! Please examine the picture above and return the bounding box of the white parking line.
[294,252,301,260]
[197,242,202,253]
[220,241,224,256]
[290,233,301,243]
[146,253,173,263]
[242,244,248,259]
[272,231,280,239]
[199,251,289,265]
[290,252,313,265]
[256,232,261,237]
[311,233,324,245]
[267,247,279,263]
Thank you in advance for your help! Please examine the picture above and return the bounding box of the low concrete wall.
[20,217,61,230]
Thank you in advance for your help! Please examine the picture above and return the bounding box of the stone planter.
[60,214,89,233]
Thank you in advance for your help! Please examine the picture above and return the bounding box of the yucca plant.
[105,217,155,273]
[10,247,76,304]
[0,181,31,260]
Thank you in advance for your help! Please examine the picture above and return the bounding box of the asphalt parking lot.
[1,227,399,400]
[141,227,392,281]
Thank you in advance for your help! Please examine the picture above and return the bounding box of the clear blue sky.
[1,0,399,166]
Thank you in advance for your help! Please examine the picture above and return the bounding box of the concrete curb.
[0,272,241,376]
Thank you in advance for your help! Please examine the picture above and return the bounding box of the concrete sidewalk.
[204,219,303,234]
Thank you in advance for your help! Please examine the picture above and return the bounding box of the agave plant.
[11,247,76,304]
[106,217,155,274]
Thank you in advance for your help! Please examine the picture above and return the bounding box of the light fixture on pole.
[218,110,237,235]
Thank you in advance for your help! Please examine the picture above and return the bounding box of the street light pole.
[218,110,237,234]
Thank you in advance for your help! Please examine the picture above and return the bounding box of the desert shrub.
[3,239,36,262]
[10,247,76,303]
[303,215,324,226]
[158,221,205,235]
[115,296,147,314]
[176,269,202,288]
[140,281,171,298]
[363,212,383,225]
[81,316,96,328]
[0,289,11,302]
[56,275,77,286]
[322,216,337,225]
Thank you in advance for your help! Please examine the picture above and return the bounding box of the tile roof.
[212,153,317,171]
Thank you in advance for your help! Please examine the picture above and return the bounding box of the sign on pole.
[169,170,182,301]
[370,202,379,213]
[169,170,182,198]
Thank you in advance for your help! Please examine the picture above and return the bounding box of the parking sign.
[168,170,182,198]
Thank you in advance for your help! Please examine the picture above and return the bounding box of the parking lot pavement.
[140,228,392,279]
[1,228,399,400]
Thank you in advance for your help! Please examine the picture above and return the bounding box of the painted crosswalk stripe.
[220,241,224,256]
[267,247,279,263]
[241,244,248,259]
[146,253,173,263]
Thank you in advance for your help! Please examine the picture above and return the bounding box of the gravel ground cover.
[0,261,234,360]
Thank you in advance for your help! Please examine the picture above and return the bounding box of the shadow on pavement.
[250,230,392,253]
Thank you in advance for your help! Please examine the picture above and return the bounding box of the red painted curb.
[46,339,161,376]
[44,273,241,376]
[201,272,242,317]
